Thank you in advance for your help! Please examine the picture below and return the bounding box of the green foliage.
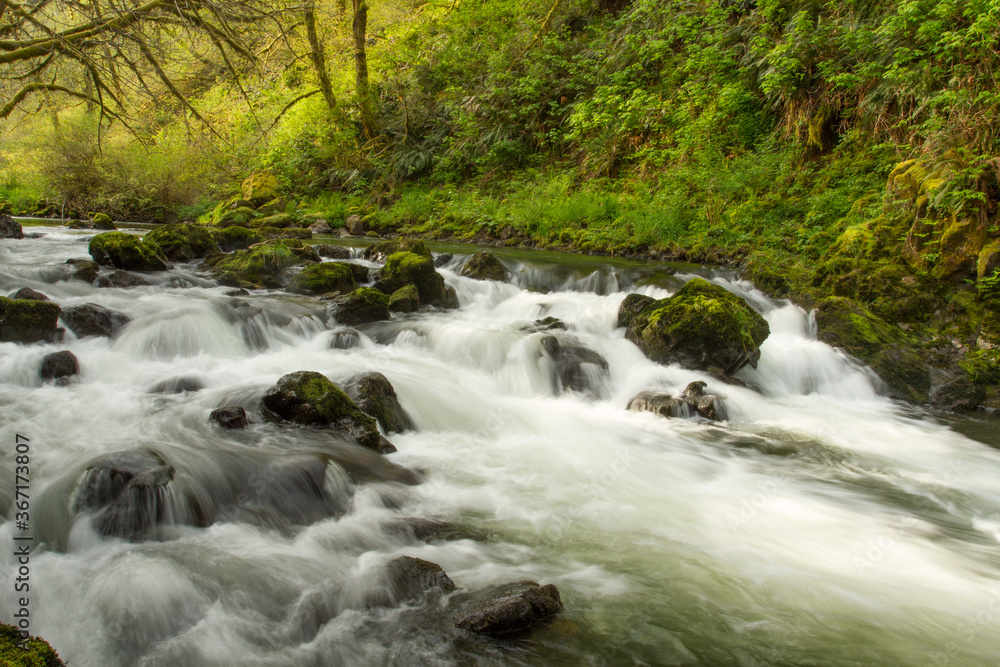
[0,623,65,667]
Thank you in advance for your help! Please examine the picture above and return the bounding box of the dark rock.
[617,293,655,329]
[539,335,609,397]
[66,258,99,283]
[628,380,724,421]
[9,287,49,301]
[0,213,23,239]
[150,376,204,394]
[461,251,508,281]
[385,556,456,602]
[434,252,453,267]
[376,251,455,308]
[626,278,769,376]
[40,350,79,382]
[522,316,566,333]
[364,237,432,263]
[88,231,168,271]
[310,220,334,235]
[95,270,151,288]
[454,581,563,636]
[210,406,249,429]
[62,303,130,338]
[343,262,370,283]
[328,287,390,325]
[143,223,219,261]
[930,373,984,411]
[315,244,352,259]
[0,297,62,343]
[289,262,357,295]
[331,328,361,349]
[225,288,250,296]
[345,214,367,236]
[344,372,414,433]
[388,285,420,313]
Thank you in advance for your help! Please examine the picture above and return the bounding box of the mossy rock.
[241,172,280,206]
[289,262,357,295]
[249,213,298,229]
[978,239,1000,281]
[256,197,288,216]
[66,258,99,283]
[935,215,987,279]
[216,207,257,228]
[0,296,62,343]
[364,237,432,263]
[143,223,219,261]
[388,285,420,313]
[344,372,415,433]
[377,251,453,307]
[329,287,391,325]
[91,212,116,230]
[0,623,65,666]
[210,226,264,252]
[625,278,770,376]
[617,293,655,329]
[261,370,394,453]
[256,226,312,240]
[461,251,508,281]
[88,231,167,272]
[211,241,304,288]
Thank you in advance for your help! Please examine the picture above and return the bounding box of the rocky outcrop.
[289,262,357,295]
[625,278,769,377]
[461,251,508,281]
[344,372,414,433]
[210,406,249,429]
[62,303,130,338]
[40,350,79,383]
[628,381,723,421]
[453,581,563,636]
[0,297,62,343]
[0,213,23,239]
[143,223,219,261]
[539,335,609,397]
[88,231,168,272]
[328,288,390,325]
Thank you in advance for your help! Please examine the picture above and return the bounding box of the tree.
[352,0,376,138]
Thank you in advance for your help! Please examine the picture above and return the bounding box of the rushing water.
[2,224,1000,666]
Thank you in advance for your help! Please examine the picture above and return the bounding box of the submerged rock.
[625,278,769,376]
[0,213,23,239]
[89,231,168,272]
[454,581,563,636]
[627,381,724,421]
[539,335,609,397]
[95,270,150,288]
[62,303,130,338]
[328,287,390,325]
[143,223,219,261]
[384,556,456,603]
[461,251,508,281]
[210,406,249,429]
[434,252,453,267]
[0,297,62,343]
[344,372,414,433]
[150,376,204,394]
[66,258,100,283]
[9,287,49,301]
[330,328,361,349]
[364,237,432,263]
[40,350,79,383]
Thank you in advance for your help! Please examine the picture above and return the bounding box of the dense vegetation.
[4,0,1000,405]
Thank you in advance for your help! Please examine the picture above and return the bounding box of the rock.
[40,350,79,383]
[91,212,117,230]
[461,251,508,281]
[681,381,723,420]
[330,328,361,349]
[617,293,655,328]
[95,270,150,288]
[210,226,264,252]
[9,287,49,301]
[310,220,334,235]
[215,207,256,228]
[934,216,987,279]
[210,406,249,429]
[289,262,357,295]
[385,556,456,602]
[627,391,687,418]
[442,285,460,309]
[0,623,66,666]
[66,258,100,283]
[454,581,563,637]
[143,223,219,261]
[315,244,352,259]
[929,373,984,411]
[364,237,432,263]
[257,226,312,241]
[344,372,414,433]
[522,316,566,333]
[342,262,370,283]
[345,214,366,236]
[88,231,168,272]
[539,335,609,397]
[71,449,175,538]
[376,251,454,308]
[388,285,420,313]
[150,376,204,394]
[61,303,130,338]
[979,239,1000,281]
[256,197,288,216]
[211,240,305,289]
[0,213,23,239]
[226,288,250,296]
[328,287,391,325]
[625,278,769,376]
[229,198,255,211]
[0,297,62,343]
[249,213,299,229]
[434,252,453,267]
[241,172,280,206]
[261,371,395,453]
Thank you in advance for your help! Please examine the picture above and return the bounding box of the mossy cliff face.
[625,278,770,376]
[289,262,357,295]
[143,223,219,261]
[88,231,168,272]
[0,296,62,343]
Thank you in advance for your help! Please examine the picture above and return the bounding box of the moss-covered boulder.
[344,372,415,433]
[289,262,357,295]
[256,226,312,240]
[315,244,352,260]
[625,278,769,376]
[211,240,305,288]
[261,371,395,453]
[0,213,24,239]
[329,287,391,325]
[342,262,370,283]
[91,212,117,230]
[0,297,62,343]
[935,215,987,279]
[256,197,288,216]
[0,623,65,666]
[65,258,99,283]
[364,237,432,263]
[461,251,508,281]
[215,207,257,228]
[388,285,420,313]
[143,223,219,261]
[210,226,264,252]
[241,172,280,206]
[377,251,455,308]
[617,293,655,329]
[88,231,168,272]
[978,239,1000,281]
[249,212,298,229]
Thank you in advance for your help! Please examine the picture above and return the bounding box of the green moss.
[388,284,420,312]
[216,207,256,228]
[289,262,357,295]
[378,251,445,304]
[211,240,302,288]
[143,223,219,261]
[0,296,62,343]
[460,251,507,281]
[249,213,298,229]
[331,287,391,324]
[814,296,905,360]
[88,231,167,271]
[0,623,65,666]
[242,172,279,204]
[364,237,432,262]
[256,226,312,240]
[961,349,1000,385]
[210,226,264,252]
[90,212,116,230]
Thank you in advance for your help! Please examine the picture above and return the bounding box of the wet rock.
[289,262,357,295]
[66,258,99,283]
[388,285,420,313]
[627,391,687,418]
[376,251,455,308]
[344,372,414,433]
[628,381,724,421]
[210,406,249,429]
[929,372,984,411]
[434,252,453,267]
[625,278,769,376]
[330,328,361,349]
[211,240,306,289]
[310,220,334,235]
[261,371,396,453]
[384,556,456,603]
[95,270,150,288]
[9,287,49,301]
[345,214,367,236]
[210,226,264,252]
[90,212,117,230]
[617,293,655,329]
[88,231,168,272]
[62,303,130,338]
[315,244,351,259]
[461,251,508,281]
[225,288,250,296]
[343,262,370,284]
[328,287,390,325]
[143,223,219,261]
[522,316,566,333]
[539,335,609,397]
[0,297,62,343]
[0,213,23,239]
[454,581,563,637]
[40,350,79,383]
[150,376,204,394]
[364,237,432,263]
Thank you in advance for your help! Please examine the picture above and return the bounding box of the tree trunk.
[305,1,337,113]
[353,0,376,139]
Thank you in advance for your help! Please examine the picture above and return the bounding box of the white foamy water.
[2,226,1000,666]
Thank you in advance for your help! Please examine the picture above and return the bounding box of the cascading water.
[2,225,1000,666]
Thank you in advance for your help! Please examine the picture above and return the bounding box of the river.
[2,224,999,666]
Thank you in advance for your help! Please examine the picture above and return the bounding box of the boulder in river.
[88,231,168,272]
[150,376,204,394]
[376,251,456,308]
[95,270,150,288]
[66,258,99,283]
[364,237,432,263]
[90,212,117,230]
[143,223,219,261]
[40,350,79,383]
[617,293,655,329]
[315,244,352,259]
[9,287,49,301]
[539,335,609,398]
[261,371,396,453]
[460,251,508,281]
[210,406,249,429]
[345,214,367,236]
[384,556,456,603]
[210,226,264,252]
[0,297,62,343]
[62,303,130,338]
[388,285,420,313]
[211,240,306,288]
[344,372,414,433]
[434,252,453,267]
[289,262,357,295]
[328,287,390,325]
[628,380,724,421]
[454,581,563,636]
[0,213,23,238]
[330,328,361,349]
[625,278,769,377]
